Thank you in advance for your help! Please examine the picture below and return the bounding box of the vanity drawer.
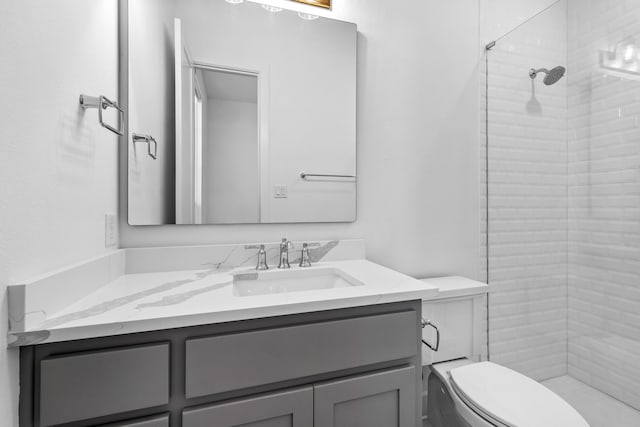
[39,343,170,426]
[185,310,418,398]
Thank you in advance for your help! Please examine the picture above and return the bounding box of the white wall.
[205,99,260,223]
[0,0,119,424]
[127,0,176,224]
[481,0,561,44]
[122,0,482,281]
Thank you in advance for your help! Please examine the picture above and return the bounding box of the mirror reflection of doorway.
[191,66,259,224]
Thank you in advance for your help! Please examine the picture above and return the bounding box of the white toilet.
[427,358,590,427]
[420,277,590,427]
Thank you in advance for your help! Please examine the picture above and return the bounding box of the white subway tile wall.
[482,0,640,406]
[567,0,640,411]
[483,0,569,381]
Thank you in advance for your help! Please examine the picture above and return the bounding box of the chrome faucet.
[278,238,294,269]
[245,244,269,270]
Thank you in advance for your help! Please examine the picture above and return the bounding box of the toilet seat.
[449,362,590,427]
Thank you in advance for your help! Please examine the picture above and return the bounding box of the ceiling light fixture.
[600,40,640,78]
[298,12,319,20]
[262,5,283,12]
[623,44,635,62]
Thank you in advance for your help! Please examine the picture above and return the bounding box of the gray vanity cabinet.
[20,301,422,427]
[314,366,416,427]
[182,387,313,427]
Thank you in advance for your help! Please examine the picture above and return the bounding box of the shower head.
[529,66,566,85]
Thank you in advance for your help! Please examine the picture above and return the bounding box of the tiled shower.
[483,0,640,412]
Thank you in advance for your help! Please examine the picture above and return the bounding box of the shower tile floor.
[542,376,640,427]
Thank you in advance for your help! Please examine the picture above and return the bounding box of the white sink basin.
[233,267,364,297]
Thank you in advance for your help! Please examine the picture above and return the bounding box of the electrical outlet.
[274,185,288,198]
[105,213,117,248]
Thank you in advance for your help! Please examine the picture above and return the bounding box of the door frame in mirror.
[181,61,269,224]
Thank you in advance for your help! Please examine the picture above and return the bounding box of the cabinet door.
[182,387,312,427]
[314,366,416,427]
[421,295,485,365]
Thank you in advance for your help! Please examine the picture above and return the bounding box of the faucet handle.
[299,242,321,267]
[245,244,269,270]
[280,238,294,250]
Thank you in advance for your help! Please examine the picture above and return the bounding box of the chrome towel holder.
[299,172,356,180]
[79,94,124,136]
[421,318,440,352]
[132,133,158,160]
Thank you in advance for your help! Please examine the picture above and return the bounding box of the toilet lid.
[449,362,590,427]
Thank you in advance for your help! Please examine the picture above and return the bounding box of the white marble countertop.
[8,257,439,346]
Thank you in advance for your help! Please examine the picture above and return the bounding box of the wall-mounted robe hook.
[132,133,158,160]
[79,94,125,136]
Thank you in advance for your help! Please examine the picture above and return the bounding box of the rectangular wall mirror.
[124,0,357,225]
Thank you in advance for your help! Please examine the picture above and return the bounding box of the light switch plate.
[105,213,117,248]
[274,185,288,198]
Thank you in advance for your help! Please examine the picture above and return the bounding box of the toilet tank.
[419,277,488,365]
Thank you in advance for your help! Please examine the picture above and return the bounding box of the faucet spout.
[278,238,294,269]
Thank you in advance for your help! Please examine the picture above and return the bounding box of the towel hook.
[79,94,125,136]
[132,133,158,160]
